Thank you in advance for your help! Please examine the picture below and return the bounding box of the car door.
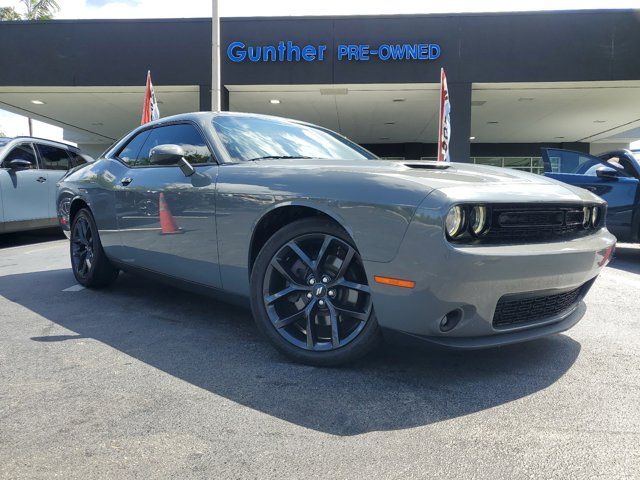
[114,122,221,288]
[34,143,73,218]
[542,148,639,240]
[0,142,50,229]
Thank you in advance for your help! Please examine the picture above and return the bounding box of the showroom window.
[471,157,544,174]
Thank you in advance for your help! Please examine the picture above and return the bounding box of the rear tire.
[70,208,119,288]
[250,218,381,366]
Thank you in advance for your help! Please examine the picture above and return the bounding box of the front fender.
[216,163,434,297]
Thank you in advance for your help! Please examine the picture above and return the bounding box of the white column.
[211,0,221,111]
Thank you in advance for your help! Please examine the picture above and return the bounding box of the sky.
[0,0,638,19]
[0,0,638,142]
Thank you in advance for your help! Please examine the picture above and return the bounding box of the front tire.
[250,218,381,366]
[70,208,119,288]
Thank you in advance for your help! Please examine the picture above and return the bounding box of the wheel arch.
[69,196,90,224]
[248,203,355,276]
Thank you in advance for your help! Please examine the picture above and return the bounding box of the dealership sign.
[227,41,441,63]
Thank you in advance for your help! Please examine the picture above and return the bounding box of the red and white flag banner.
[437,67,451,162]
[141,70,160,125]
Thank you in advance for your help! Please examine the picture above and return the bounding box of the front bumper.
[364,206,616,347]
[381,301,586,350]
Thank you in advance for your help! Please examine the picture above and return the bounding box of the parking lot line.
[62,284,85,292]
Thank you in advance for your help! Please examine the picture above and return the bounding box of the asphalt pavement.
[0,231,639,479]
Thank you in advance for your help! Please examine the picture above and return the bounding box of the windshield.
[212,115,377,162]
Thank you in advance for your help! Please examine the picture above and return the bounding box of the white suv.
[0,137,90,234]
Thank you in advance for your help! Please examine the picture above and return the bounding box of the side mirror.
[8,158,32,170]
[596,166,620,180]
[149,144,195,177]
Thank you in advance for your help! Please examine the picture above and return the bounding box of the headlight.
[470,205,488,236]
[445,206,466,238]
[582,206,591,229]
[591,206,600,228]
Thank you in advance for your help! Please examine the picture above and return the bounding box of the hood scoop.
[403,162,450,170]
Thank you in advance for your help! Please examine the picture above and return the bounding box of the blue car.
[543,148,640,243]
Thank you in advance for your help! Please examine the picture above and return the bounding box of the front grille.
[492,281,592,328]
[482,204,600,244]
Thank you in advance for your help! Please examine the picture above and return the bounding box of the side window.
[136,124,212,167]
[117,130,151,166]
[2,144,37,168]
[545,149,610,176]
[599,154,636,178]
[36,144,71,171]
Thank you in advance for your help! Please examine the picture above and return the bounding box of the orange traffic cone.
[158,192,183,235]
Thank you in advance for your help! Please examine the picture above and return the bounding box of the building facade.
[1,9,640,167]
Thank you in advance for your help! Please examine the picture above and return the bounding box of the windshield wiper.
[248,155,314,161]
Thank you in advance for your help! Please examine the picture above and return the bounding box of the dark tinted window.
[2,144,37,168]
[117,130,151,165]
[135,124,212,167]
[37,144,71,171]
[68,152,90,168]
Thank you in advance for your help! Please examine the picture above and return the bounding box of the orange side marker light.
[374,276,416,289]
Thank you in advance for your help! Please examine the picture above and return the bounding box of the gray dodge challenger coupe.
[56,112,616,365]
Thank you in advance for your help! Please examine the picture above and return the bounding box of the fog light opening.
[439,309,463,333]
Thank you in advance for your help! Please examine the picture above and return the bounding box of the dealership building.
[1,9,640,171]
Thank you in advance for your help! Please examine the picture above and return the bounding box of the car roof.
[142,111,320,129]
[1,136,80,152]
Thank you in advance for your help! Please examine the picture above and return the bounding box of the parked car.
[0,137,91,234]
[57,113,615,365]
[543,148,640,243]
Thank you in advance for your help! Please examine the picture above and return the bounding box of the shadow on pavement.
[0,268,581,436]
[0,228,65,249]
[608,244,640,275]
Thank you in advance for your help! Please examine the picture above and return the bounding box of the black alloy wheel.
[70,208,119,288]
[251,218,380,365]
[71,214,95,279]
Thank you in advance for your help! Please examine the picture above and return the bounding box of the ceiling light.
[269,99,281,104]
[379,137,390,140]
[384,122,396,125]
[593,120,606,123]
[392,98,406,103]
[469,136,476,140]
[30,100,45,105]
[471,100,486,106]
[518,97,534,102]
[91,122,104,126]
[487,121,499,125]
[554,136,565,139]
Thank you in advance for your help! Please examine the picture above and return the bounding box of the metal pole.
[28,117,33,136]
[211,0,221,111]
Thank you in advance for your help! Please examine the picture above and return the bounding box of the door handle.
[36,176,47,183]
[120,177,133,186]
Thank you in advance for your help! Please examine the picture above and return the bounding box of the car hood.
[258,158,600,203]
